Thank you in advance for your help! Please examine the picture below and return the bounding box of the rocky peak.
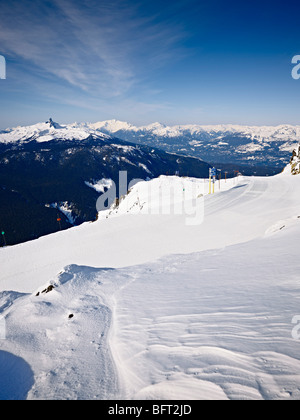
[290,144,300,175]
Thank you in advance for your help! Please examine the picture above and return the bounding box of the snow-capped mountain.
[90,120,300,169]
[1,117,299,246]
[0,120,211,246]
[0,118,110,145]
[1,118,298,171]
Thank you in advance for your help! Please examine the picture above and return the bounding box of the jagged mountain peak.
[0,120,110,145]
[45,118,61,129]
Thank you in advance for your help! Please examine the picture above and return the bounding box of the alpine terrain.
[0,119,210,246]
[0,142,300,400]
[91,120,300,172]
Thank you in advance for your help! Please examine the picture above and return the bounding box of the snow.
[138,163,153,175]
[91,119,134,133]
[110,144,135,153]
[90,120,300,145]
[50,202,76,225]
[0,121,109,144]
[2,119,300,159]
[0,351,34,400]
[2,266,117,399]
[1,169,300,399]
[109,228,300,400]
[85,178,114,194]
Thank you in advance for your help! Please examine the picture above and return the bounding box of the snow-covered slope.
[0,120,212,246]
[1,172,300,400]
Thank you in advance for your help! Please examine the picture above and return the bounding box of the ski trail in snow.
[1,173,300,399]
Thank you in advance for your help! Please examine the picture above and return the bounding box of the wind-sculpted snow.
[0,265,119,400]
[0,290,28,313]
[0,351,34,400]
[3,228,300,399]
[107,235,300,400]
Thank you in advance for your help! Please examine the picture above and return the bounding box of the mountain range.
[0,120,210,246]
[1,118,299,246]
[2,118,298,172]
[89,119,300,171]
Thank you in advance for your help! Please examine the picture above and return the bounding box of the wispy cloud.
[0,0,188,99]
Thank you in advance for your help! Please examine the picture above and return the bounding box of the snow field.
[108,228,300,400]
[1,172,300,399]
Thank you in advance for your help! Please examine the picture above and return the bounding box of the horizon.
[1,1,300,128]
[3,117,300,131]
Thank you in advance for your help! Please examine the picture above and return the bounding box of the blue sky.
[0,0,299,128]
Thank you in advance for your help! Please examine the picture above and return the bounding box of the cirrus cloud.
[0,0,189,99]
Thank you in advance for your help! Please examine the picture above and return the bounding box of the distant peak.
[144,122,165,129]
[91,119,135,132]
[45,118,61,129]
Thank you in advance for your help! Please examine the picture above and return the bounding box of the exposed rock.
[290,145,300,175]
